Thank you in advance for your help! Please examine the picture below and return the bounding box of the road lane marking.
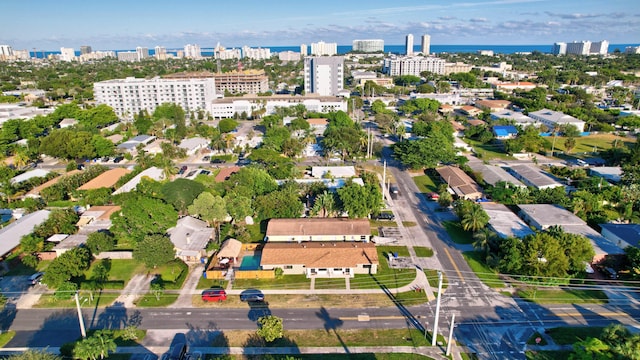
[444,248,465,283]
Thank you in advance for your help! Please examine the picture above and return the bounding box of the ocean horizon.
[30,44,639,58]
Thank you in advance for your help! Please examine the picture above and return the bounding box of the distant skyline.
[1,0,639,50]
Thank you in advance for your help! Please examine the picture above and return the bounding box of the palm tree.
[461,204,489,232]
[134,146,152,169]
[473,228,498,257]
[312,191,336,218]
[12,148,30,170]
[156,155,177,179]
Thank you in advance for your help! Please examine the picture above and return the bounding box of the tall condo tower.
[405,34,414,55]
[421,34,431,55]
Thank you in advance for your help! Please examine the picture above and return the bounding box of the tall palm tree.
[156,155,177,180]
[461,204,489,232]
[312,191,336,218]
[12,148,30,170]
[473,228,498,257]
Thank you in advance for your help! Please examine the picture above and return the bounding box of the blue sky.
[1,0,638,50]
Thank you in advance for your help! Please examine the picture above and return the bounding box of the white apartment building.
[209,95,346,119]
[136,47,150,60]
[590,40,609,55]
[421,34,431,55]
[310,41,337,56]
[304,56,344,96]
[382,55,446,76]
[242,46,271,60]
[552,42,567,55]
[554,40,608,56]
[352,39,384,53]
[60,47,76,62]
[0,45,14,59]
[184,44,202,59]
[215,48,241,60]
[79,51,115,62]
[300,44,308,56]
[155,46,168,60]
[528,108,586,132]
[405,34,414,55]
[93,77,216,117]
[117,52,138,62]
[625,46,640,54]
[279,51,301,62]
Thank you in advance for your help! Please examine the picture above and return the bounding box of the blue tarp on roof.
[493,125,518,137]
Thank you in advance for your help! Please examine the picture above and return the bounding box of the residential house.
[26,170,82,198]
[143,139,171,155]
[214,166,240,182]
[53,234,88,256]
[435,166,483,200]
[475,99,511,112]
[179,137,210,156]
[490,109,539,128]
[589,167,622,184]
[599,223,640,249]
[167,216,213,262]
[528,109,586,132]
[58,118,78,128]
[76,205,120,234]
[492,125,519,140]
[506,164,563,190]
[116,135,157,154]
[467,162,526,188]
[78,168,131,191]
[518,204,624,262]
[0,210,50,259]
[311,166,356,179]
[466,119,486,127]
[460,106,482,117]
[260,241,378,278]
[10,169,50,185]
[265,218,371,243]
[307,118,329,135]
[480,203,534,239]
[112,167,164,195]
[493,81,537,92]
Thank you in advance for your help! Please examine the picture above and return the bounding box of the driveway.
[115,274,153,308]
[169,264,204,308]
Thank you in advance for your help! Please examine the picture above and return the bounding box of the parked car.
[113,156,124,163]
[240,289,265,302]
[373,212,395,220]
[427,192,439,200]
[201,288,227,302]
[28,272,44,285]
[202,156,211,162]
[178,165,188,175]
[210,159,225,164]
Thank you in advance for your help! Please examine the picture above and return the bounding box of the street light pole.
[74,292,87,338]
[432,271,443,346]
[446,313,456,356]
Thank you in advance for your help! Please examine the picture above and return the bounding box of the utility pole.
[74,292,87,338]
[432,271,443,346]
[382,160,387,202]
[446,314,456,356]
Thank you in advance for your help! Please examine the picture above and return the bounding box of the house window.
[363,265,372,269]
[333,268,342,271]
[284,265,293,270]
[360,236,367,241]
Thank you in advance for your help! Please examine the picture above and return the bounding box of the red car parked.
[201,288,227,302]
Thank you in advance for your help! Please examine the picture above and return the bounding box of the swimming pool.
[240,254,261,270]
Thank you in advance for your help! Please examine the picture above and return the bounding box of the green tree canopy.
[256,315,284,343]
[111,196,178,244]
[160,178,205,214]
[41,247,92,288]
[133,234,176,268]
[188,192,228,226]
[337,181,382,218]
[218,118,239,133]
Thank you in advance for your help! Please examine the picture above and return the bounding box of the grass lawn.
[443,221,474,245]
[517,288,608,304]
[197,276,228,290]
[232,274,310,290]
[84,259,145,289]
[150,260,189,289]
[0,331,16,347]
[245,223,266,242]
[314,277,347,290]
[464,138,513,160]
[552,133,635,154]
[211,328,433,348]
[370,219,398,228]
[134,293,179,307]
[546,326,605,345]
[351,247,415,290]
[413,174,440,193]
[414,246,434,257]
[424,269,449,290]
[35,290,121,309]
[462,252,505,288]
[402,221,417,227]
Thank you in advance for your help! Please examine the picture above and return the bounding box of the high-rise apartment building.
[155,46,168,60]
[80,46,92,55]
[352,39,384,53]
[60,47,76,61]
[300,44,308,56]
[421,34,431,55]
[310,41,338,56]
[405,34,414,55]
[93,76,216,117]
[117,51,139,62]
[382,55,445,76]
[552,42,567,55]
[242,46,271,60]
[304,56,344,96]
[136,47,150,61]
[184,44,202,59]
[279,51,302,62]
[214,44,241,60]
[553,40,608,56]
[0,45,14,60]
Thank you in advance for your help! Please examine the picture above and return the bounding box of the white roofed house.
[167,216,214,263]
[112,167,165,195]
[178,137,210,156]
[0,210,50,260]
[58,118,78,128]
[528,109,586,132]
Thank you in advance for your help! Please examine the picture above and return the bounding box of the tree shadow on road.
[316,306,348,353]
